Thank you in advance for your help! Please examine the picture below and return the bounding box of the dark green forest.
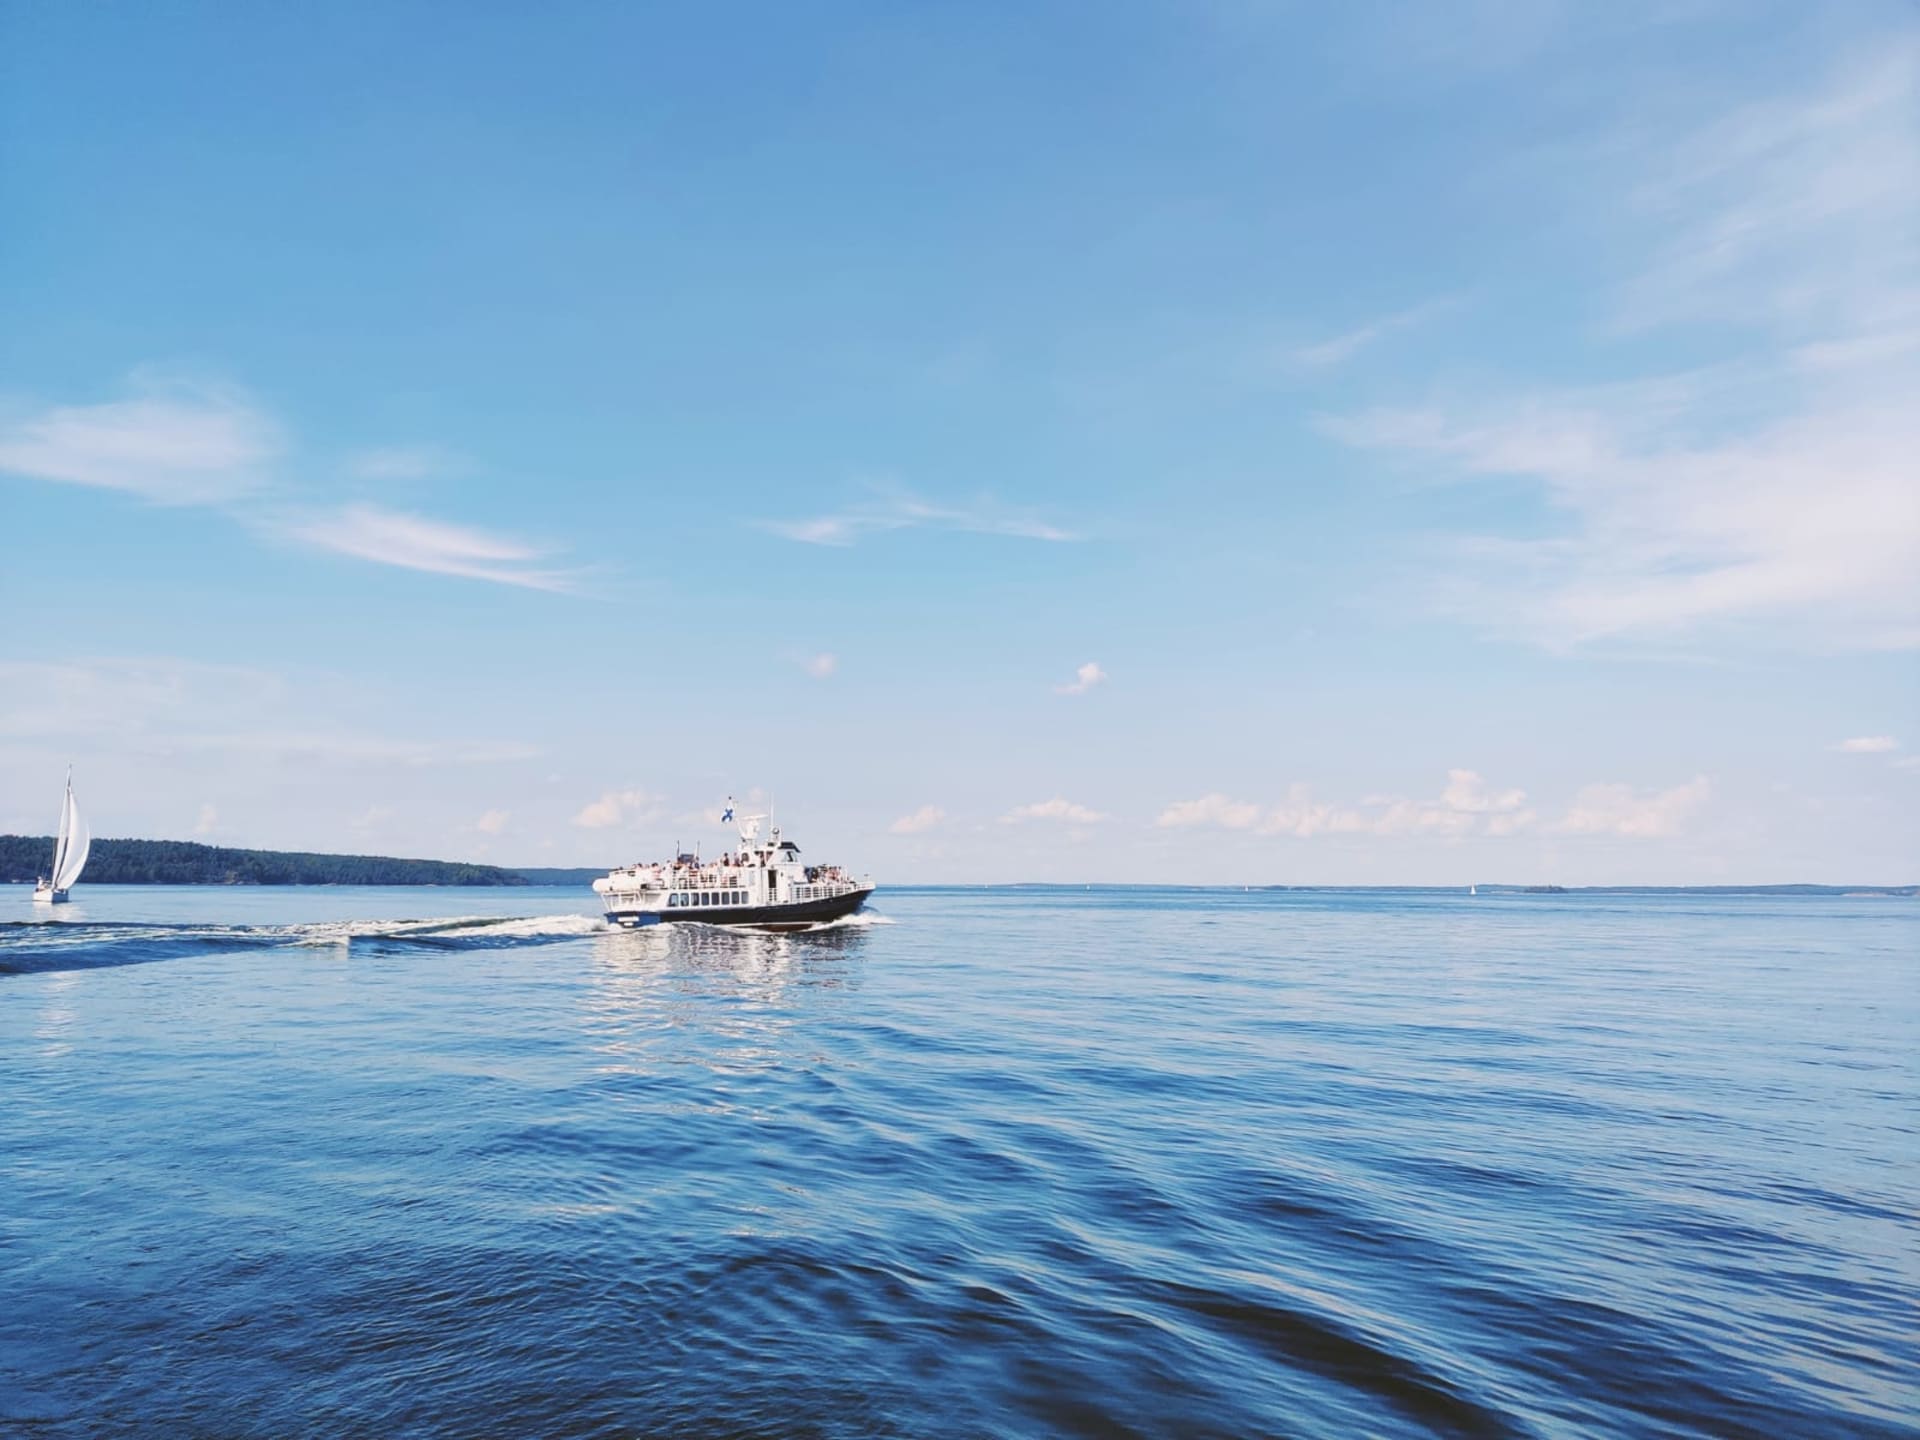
[0,836,529,886]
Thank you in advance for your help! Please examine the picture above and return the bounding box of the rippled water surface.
[2,885,1914,1438]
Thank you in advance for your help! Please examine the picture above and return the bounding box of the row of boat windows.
[660,883,850,908]
[668,890,746,908]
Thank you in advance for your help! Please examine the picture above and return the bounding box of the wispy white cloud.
[0,658,538,767]
[1001,797,1107,825]
[203,734,540,766]
[1615,47,1918,339]
[2,374,580,592]
[1329,385,1920,649]
[476,808,510,836]
[572,788,666,829]
[1833,735,1899,754]
[1553,776,1711,838]
[1291,295,1459,370]
[284,504,575,591]
[1321,48,1920,653]
[347,445,461,481]
[889,804,946,835]
[765,484,1077,547]
[801,652,839,679]
[1055,661,1107,696]
[0,379,277,504]
[193,803,218,836]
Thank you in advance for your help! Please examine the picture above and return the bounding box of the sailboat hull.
[32,886,70,905]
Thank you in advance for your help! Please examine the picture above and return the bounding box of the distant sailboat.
[32,770,90,905]
[1469,883,1477,896]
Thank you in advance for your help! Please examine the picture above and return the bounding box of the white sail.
[52,782,89,892]
[49,787,70,881]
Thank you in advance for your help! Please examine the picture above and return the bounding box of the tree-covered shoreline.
[0,836,529,887]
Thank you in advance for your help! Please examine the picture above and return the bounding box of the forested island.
[0,836,537,887]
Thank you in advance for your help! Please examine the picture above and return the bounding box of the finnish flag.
[722,800,735,822]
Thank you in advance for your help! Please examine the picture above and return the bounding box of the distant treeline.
[509,867,605,886]
[0,836,531,887]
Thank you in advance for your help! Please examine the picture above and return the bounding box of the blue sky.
[2,1,1915,884]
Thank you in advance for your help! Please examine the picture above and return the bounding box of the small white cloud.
[193,803,218,836]
[889,804,946,835]
[1055,661,1107,696]
[1439,769,1529,814]
[1157,793,1263,830]
[476,808,509,835]
[1001,797,1106,824]
[1833,735,1899,753]
[1158,770,1538,839]
[0,379,277,504]
[802,652,838,679]
[353,805,397,831]
[572,788,665,830]
[284,503,573,591]
[1554,776,1711,838]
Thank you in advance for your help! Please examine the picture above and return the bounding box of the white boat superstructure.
[32,769,90,905]
[594,804,873,930]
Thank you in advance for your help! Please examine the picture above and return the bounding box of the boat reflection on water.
[22,898,91,924]
[593,914,874,985]
[584,918,877,1078]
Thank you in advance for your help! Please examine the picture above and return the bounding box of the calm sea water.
[1,885,1913,1439]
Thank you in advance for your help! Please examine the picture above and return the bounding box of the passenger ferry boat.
[593,804,873,930]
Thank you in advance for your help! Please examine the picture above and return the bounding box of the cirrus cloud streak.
[283,504,576,591]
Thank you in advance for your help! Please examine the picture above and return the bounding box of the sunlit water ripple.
[1,885,1914,1438]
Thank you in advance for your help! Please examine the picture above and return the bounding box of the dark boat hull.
[605,886,873,932]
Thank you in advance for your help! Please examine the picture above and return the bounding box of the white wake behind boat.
[33,770,90,905]
[594,801,873,931]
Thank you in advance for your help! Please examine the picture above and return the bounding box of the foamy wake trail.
[811,911,894,930]
[291,914,610,947]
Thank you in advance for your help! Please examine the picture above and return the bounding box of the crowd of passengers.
[621,857,852,887]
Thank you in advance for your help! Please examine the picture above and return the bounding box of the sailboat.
[32,770,90,905]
